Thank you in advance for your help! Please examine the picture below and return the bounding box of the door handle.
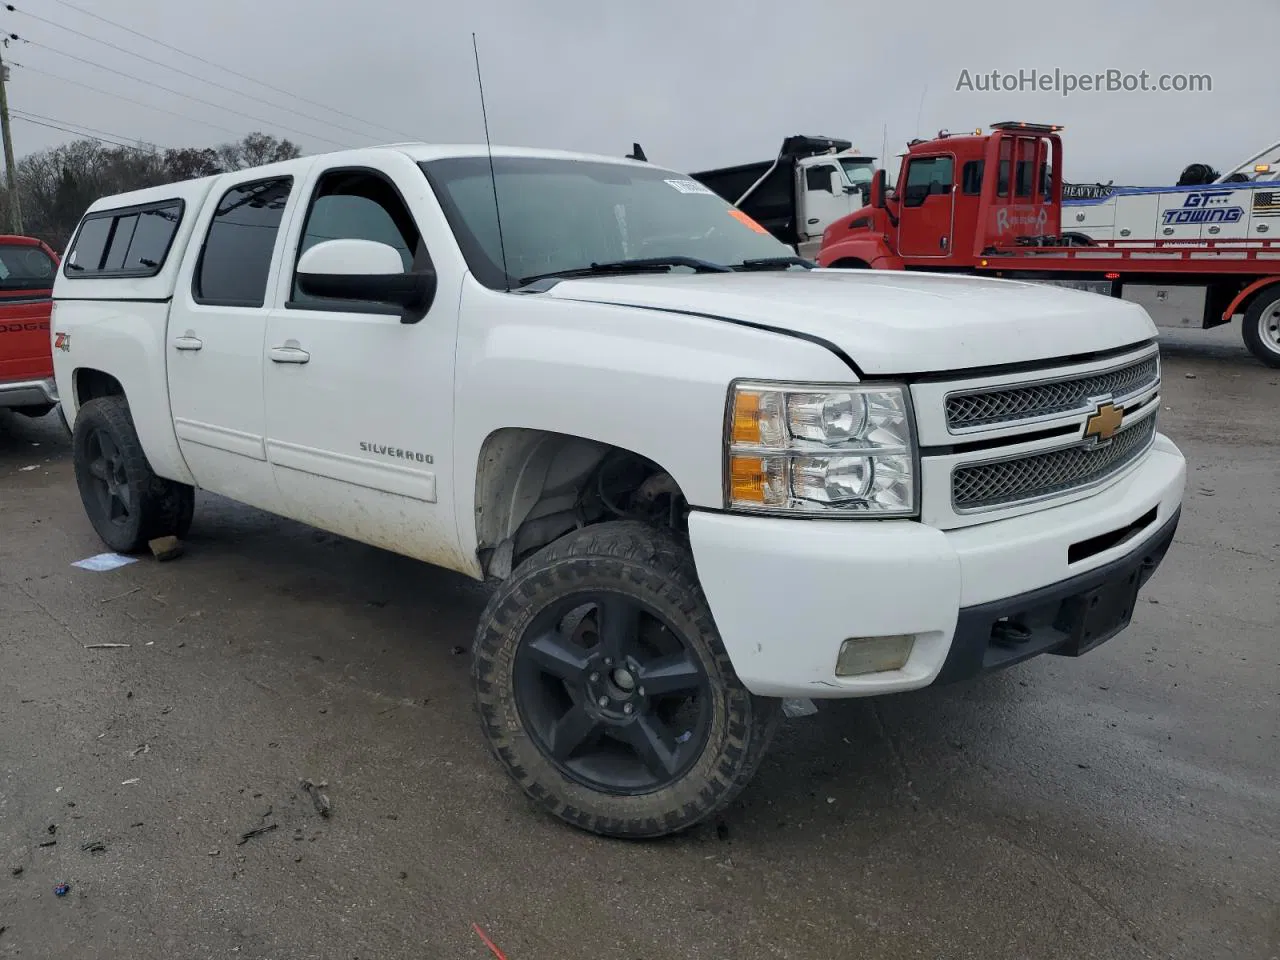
[269,343,310,364]
[807,218,820,224]
[172,334,203,351]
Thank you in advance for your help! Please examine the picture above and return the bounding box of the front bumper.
[0,376,58,409]
[688,434,1186,698]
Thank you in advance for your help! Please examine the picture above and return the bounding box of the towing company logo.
[1161,190,1244,226]
[1083,400,1124,443]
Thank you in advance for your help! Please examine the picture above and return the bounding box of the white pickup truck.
[51,143,1186,839]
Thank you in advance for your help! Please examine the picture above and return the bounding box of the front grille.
[952,413,1157,511]
[945,354,1159,432]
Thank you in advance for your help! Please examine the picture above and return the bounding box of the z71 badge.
[54,331,71,352]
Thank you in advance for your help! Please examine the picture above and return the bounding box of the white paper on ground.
[72,553,139,572]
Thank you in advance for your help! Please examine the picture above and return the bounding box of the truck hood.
[541,269,1156,375]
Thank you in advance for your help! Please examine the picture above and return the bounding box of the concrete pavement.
[1,327,1276,960]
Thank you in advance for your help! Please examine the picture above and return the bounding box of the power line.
[4,32,357,149]
[10,111,142,148]
[41,0,416,142]
[11,107,159,147]
[11,60,245,139]
[6,3,404,145]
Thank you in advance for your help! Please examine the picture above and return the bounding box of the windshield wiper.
[518,256,732,287]
[733,256,815,271]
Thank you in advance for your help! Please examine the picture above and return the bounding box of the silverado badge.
[1083,400,1123,442]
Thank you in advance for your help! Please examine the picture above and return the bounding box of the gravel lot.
[1,326,1276,960]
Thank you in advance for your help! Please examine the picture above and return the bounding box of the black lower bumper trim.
[934,507,1181,685]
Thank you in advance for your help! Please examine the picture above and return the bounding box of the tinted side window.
[65,201,183,278]
[290,170,423,310]
[903,157,952,206]
[102,215,139,271]
[805,164,835,193]
[65,217,112,274]
[962,160,984,195]
[123,206,183,271]
[194,178,292,307]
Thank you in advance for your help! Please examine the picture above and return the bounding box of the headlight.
[725,380,917,517]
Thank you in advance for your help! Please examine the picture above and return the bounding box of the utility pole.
[0,48,23,234]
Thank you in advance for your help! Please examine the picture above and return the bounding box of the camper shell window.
[63,200,185,279]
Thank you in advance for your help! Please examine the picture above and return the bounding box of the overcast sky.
[3,0,1276,185]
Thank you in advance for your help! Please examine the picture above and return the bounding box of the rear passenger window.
[193,178,292,307]
[64,201,183,278]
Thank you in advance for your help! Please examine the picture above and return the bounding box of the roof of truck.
[83,143,659,216]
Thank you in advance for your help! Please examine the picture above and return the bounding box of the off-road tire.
[473,520,781,839]
[1242,287,1280,369]
[72,396,195,553]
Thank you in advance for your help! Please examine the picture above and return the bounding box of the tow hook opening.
[991,618,1033,648]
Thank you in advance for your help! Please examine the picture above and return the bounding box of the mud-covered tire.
[473,520,780,839]
[1242,287,1280,369]
[72,396,195,553]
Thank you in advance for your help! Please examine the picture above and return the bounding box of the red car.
[0,235,61,423]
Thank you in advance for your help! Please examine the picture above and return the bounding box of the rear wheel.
[473,521,780,839]
[1242,288,1280,369]
[72,396,195,553]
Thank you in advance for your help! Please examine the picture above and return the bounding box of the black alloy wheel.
[513,592,712,795]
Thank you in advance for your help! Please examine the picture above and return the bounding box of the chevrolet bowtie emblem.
[1083,401,1124,442]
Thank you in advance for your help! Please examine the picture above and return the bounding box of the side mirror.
[870,169,887,209]
[296,238,437,324]
[829,170,845,195]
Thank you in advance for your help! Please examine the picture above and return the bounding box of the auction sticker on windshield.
[664,178,716,195]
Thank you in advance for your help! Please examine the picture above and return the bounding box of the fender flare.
[1222,276,1280,322]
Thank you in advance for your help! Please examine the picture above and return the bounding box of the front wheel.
[1242,288,1280,368]
[72,396,195,553]
[472,521,780,839]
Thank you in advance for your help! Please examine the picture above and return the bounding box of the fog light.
[835,635,914,676]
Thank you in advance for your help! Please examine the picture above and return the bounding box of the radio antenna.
[472,33,511,292]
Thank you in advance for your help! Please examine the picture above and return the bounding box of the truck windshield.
[839,159,875,186]
[0,244,55,291]
[420,156,797,290]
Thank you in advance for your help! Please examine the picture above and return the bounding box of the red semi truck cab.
[817,122,1070,270]
[0,235,60,419]
[817,122,1280,368]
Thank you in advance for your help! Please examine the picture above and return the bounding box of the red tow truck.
[817,122,1280,368]
[0,235,61,420]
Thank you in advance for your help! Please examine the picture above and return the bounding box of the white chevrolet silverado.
[51,144,1186,838]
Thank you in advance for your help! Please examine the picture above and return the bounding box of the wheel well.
[74,369,124,406]
[829,257,870,269]
[473,428,688,580]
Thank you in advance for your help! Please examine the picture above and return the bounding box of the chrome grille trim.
[944,350,1160,433]
[951,408,1158,512]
